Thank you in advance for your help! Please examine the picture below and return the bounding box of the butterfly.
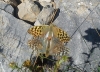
[28,24,70,43]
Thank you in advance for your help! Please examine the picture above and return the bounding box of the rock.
[76,2,90,16]
[0,1,14,14]
[20,0,26,3]
[18,0,56,25]
[18,0,40,22]
[39,1,52,7]
[20,0,29,3]
[0,3,32,71]
[33,0,56,25]
[3,0,18,6]
[34,5,56,25]
[21,0,38,3]
[39,0,56,8]
[39,0,51,3]
[54,0,100,71]
[0,63,5,72]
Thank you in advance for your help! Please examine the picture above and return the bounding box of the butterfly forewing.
[52,24,70,43]
[28,25,49,37]
[28,24,70,43]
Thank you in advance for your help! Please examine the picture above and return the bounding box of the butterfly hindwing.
[45,38,69,58]
[28,38,43,50]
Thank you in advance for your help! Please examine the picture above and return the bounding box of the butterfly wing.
[28,25,49,37]
[28,37,49,55]
[48,38,69,59]
[28,24,70,58]
[52,25,70,43]
[28,38,43,50]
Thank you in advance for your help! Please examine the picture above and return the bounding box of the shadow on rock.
[0,46,3,53]
[29,53,57,72]
[83,28,100,45]
[53,8,60,22]
[82,28,100,71]
[30,54,56,67]
[83,28,100,58]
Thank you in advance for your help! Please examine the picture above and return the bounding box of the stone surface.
[39,0,56,8]
[0,3,32,72]
[39,0,51,3]
[0,0,100,72]
[39,1,52,7]
[18,0,40,23]
[54,0,100,71]
[0,1,14,14]
[34,5,56,25]
[3,0,18,6]
[34,0,56,25]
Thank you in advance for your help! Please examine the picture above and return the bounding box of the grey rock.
[39,1,52,7]
[2,0,18,6]
[34,5,56,25]
[18,0,40,23]
[39,0,51,3]
[34,0,56,26]
[54,0,100,71]
[0,1,14,14]
[21,0,39,3]
[0,4,32,72]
